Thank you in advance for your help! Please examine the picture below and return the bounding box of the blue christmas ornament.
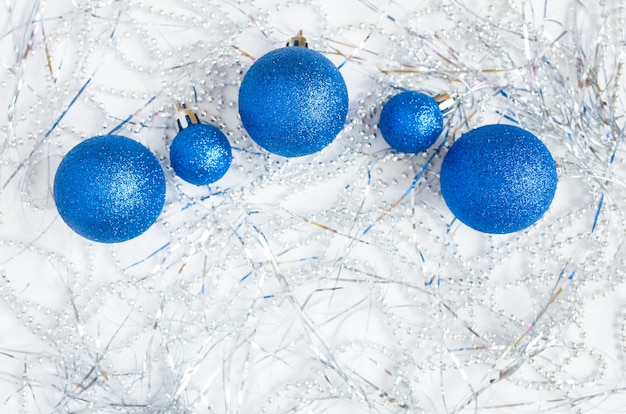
[238,31,348,157]
[378,91,443,153]
[439,124,557,234]
[170,104,232,185]
[54,135,166,243]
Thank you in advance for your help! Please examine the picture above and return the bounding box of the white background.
[1,0,626,413]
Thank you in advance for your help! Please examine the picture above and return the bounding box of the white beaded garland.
[1,0,626,412]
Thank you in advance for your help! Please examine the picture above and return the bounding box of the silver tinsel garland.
[1,0,626,412]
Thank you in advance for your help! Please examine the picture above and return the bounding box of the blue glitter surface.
[53,135,166,243]
[238,46,349,157]
[378,91,443,153]
[170,123,232,185]
[439,124,557,234]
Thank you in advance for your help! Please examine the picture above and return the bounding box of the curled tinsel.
[1,0,625,413]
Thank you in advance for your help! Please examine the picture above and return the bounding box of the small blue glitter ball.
[53,135,166,243]
[440,124,557,234]
[238,46,349,157]
[170,123,232,185]
[378,91,443,153]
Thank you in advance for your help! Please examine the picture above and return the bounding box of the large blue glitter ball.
[53,135,166,243]
[238,46,349,157]
[439,124,557,234]
[378,91,443,153]
[170,124,232,185]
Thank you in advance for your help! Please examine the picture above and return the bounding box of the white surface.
[1,0,626,413]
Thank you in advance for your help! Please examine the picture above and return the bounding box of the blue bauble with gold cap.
[169,103,232,185]
[238,31,349,157]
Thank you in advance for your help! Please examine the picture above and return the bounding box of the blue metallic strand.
[439,124,557,234]
[170,123,232,185]
[238,46,348,157]
[378,91,443,153]
[53,135,166,243]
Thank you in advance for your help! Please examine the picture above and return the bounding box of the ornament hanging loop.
[174,103,199,131]
[434,92,458,115]
[287,30,308,48]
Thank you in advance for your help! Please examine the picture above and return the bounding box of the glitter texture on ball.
[238,46,349,157]
[170,123,232,185]
[439,124,557,234]
[53,135,166,243]
[378,90,444,153]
